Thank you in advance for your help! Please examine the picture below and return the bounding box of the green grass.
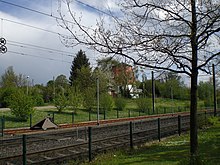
[0,98,207,129]
[79,117,220,165]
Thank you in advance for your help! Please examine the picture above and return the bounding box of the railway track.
[0,110,216,165]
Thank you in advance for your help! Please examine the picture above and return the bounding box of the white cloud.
[0,0,105,84]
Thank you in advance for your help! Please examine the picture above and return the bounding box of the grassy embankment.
[80,117,220,165]
[1,98,205,129]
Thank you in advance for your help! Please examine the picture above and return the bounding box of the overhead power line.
[8,50,71,64]
[74,0,112,17]
[1,18,62,35]
[8,40,75,57]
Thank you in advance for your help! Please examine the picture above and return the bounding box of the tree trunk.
[190,71,198,157]
[190,0,198,160]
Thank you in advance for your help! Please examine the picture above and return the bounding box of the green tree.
[158,72,189,100]
[83,87,96,111]
[75,66,94,92]
[54,93,68,113]
[43,80,55,103]
[55,74,69,90]
[6,90,35,121]
[60,0,220,158]
[68,86,83,113]
[30,85,44,106]
[198,81,213,107]
[0,87,18,108]
[93,68,109,94]
[0,66,27,88]
[115,97,126,111]
[136,98,152,113]
[100,93,114,113]
[69,50,90,86]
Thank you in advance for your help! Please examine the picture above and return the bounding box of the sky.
[0,0,118,85]
[0,0,215,86]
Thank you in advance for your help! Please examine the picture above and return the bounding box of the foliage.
[43,80,55,103]
[55,74,69,94]
[54,93,68,113]
[75,66,95,92]
[198,81,214,107]
[100,93,114,112]
[0,66,27,88]
[80,117,220,165]
[6,90,35,121]
[59,0,220,156]
[68,86,83,113]
[93,68,109,94]
[69,50,91,86]
[29,85,45,106]
[0,87,18,108]
[83,87,96,111]
[136,97,152,112]
[208,117,219,126]
[114,97,126,111]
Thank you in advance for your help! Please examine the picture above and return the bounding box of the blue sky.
[0,0,214,85]
[0,0,110,85]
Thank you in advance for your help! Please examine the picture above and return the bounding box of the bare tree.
[58,0,220,159]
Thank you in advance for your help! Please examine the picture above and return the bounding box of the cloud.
[0,1,105,84]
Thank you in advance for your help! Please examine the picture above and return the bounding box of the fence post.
[130,121,133,149]
[128,109,131,118]
[2,115,5,129]
[104,109,106,120]
[22,134,27,165]
[1,118,4,137]
[29,114,32,128]
[158,118,161,142]
[89,109,91,121]
[178,115,181,136]
[52,112,55,122]
[88,127,92,162]
[72,112,74,124]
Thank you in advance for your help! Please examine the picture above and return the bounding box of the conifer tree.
[69,50,90,86]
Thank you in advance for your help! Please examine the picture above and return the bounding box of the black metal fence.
[0,110,218,165]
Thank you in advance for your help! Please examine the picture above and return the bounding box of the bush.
[68,89,83,113]
[7,90,35,121]
[33,94,44,106]
[54,93,68,113]
[115,97,126,111]
[136,98,152,112]
[83,87,96,111]
[0,87,18,108]
[100,93,114,113]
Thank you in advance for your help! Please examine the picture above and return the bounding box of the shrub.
[68,90,83,113]
[7,90,35,121]
[33,94,44,106]
[54,93,68,113]
[0,87,18,107]
[136,98,152,112]
[100,93,114,113]
[115,97,126,111]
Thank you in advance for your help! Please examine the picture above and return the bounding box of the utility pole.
[26,76,29,95]
[152,71,155,114]
[97,77,100,125]
[213,64,217,116]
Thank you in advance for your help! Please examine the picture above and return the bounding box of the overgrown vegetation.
[6,90,35,121]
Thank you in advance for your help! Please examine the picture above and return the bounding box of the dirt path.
[0,105,56,112]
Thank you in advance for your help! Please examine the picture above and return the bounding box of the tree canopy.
[58,0,220,159]
[69,50,91,86]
